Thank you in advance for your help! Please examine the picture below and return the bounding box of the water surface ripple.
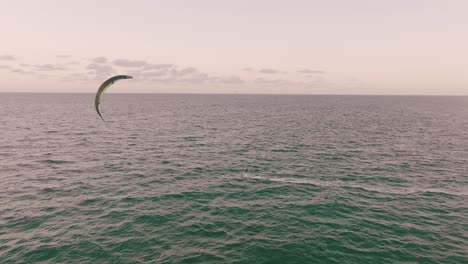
[0,94,467,263]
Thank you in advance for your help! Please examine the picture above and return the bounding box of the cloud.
[144,63,173,70]
[35,64,68,71]
[56,55,71,58]
[217,75,244,84]
[132,64,243,85]
[108,57,248,85]
[178,73,210,84]
[259,68,281,74]
[87,63,116,78]
[113,59,148,68]
[131,66,185,81]
[93,57,108,64]
[63,63,116,82]
[254,78,289,85]
[87,63,114,72]
[0,65,11,69]
[140,70,168,78]
[12,68,34,75]
[0,54,16,61]
[165,68,207,84]
[299,69,325,74]
[11,55,310,90]
[172,67,198,77]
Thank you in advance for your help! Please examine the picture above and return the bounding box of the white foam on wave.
[242,173,467,197]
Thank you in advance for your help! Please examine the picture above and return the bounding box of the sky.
[0,0,467,95]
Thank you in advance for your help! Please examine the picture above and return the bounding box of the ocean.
[0,93,467,263]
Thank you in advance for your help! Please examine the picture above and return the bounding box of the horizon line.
[0,92,467,97]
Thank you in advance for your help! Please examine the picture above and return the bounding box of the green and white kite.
[95,75,133,121]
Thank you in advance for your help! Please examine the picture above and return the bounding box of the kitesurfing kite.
[95,75,133,121]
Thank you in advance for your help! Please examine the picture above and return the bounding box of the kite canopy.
[95,75,133,121]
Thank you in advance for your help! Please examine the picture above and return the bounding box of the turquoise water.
[0,94,467,263]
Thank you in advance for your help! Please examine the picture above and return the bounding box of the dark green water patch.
[39,159,74,164]
[133,214,169,226]
[2,216,49,232]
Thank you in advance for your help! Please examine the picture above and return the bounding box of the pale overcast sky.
[1,0,467,94]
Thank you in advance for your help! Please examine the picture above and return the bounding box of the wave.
[242,174,467,197]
